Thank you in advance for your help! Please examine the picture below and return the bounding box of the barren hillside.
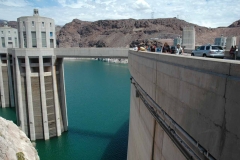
[57,18,240,48]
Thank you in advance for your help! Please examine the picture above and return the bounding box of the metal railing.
[130,77,216,160]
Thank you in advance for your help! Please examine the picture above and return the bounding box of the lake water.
[0,59,130,160]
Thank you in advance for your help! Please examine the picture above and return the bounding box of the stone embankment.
[0,117,39,160]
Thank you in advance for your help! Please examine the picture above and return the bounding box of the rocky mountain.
[229,20,240,28]
[1,18,239,48]
[57,18,240,48]
[0,20,18,28]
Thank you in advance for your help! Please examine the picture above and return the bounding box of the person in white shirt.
[176,44,183,55]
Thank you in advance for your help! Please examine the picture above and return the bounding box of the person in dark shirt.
[150,44,156,52]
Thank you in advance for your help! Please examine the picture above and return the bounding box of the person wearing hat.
[176,44,183,55]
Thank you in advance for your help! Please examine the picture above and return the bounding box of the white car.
[191,45,225,58]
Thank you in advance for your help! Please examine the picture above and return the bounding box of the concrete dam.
[1,9,240,160]
[127,50,240,160]
[1,47,239,159]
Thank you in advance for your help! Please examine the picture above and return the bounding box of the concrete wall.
[0,25,19,48]
[127,83,186,160]
[8,49,67,140]
[226,36,237,50]
[18,12,55,49]
[182,26,195,50]
[128,50,240,160]
[0,54,11,108]
[54,48,128,58]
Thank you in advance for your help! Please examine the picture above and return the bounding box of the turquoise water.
[0,60,130,160]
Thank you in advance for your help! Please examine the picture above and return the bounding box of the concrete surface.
[128,50,240,160]
[54,47,128,58]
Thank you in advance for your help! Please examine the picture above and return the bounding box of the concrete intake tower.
[0,9,68,140]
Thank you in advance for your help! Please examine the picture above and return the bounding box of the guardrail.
[130,76,216,160]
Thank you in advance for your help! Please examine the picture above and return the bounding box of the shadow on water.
[69,128,114,139]
[101,120,129,160]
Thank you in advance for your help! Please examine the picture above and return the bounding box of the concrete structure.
[6,46,128,140]
[0,9,67,140]
[214,35,227,47]
[17,9,56,49]
[226,36,237,50]
[0,21,19,49]
[128,50,240,160]
[0,22,18,108]
[0,51,14,108]
[173,36,182,46]
[157,39,174,47]
[54,47,128,58]
[8,48,68,140]
[182,26,195,49]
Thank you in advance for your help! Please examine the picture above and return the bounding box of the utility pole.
[151,12,154,19]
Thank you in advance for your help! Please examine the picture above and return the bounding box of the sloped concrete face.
[128,50,240,160]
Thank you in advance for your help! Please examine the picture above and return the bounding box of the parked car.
[191,45,225,58]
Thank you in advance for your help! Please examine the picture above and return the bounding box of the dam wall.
[54,47,128,58]
[127,50,240,159]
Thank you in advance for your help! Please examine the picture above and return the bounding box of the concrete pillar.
[59,58,68,131]
[25,56,36,140]
[12,56,19,123]
[39,55,49,140]
[0,37,2,49]
[7,55,15,107]
[0,55,6,107]
[51,56,61,136]
[19,21,24,48]
[15,57,24,131]
[46,23,50,48]
[36,21,41,48]
[26,20,31,48]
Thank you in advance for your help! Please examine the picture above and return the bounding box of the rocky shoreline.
[0,117,39,160]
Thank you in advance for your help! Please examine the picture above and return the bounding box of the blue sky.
[0,0,239,28]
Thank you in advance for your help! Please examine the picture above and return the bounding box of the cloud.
[65,1,96,9]
[133,0,151,10]
[0,0,30,7]
[0,0,239,28]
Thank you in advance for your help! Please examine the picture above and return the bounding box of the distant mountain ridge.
[1,18,240,47]
[0,20,18,29]
[57,18,240,48]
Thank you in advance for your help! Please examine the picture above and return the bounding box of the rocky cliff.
[0,117,39,160]
[57,18,240,48]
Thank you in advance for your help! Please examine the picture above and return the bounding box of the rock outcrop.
[0,117,39,160]
[57,18,240,48]
[228,20,240,28]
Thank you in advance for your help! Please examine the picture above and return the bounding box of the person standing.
[150,44,156,52]
[176,44,183,55]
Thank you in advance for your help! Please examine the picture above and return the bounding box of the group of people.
[135,43,156,52]
[136,43,183,55]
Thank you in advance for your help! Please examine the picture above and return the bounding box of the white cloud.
[133,0,151,10]
[0,0,239,28]
[0,0,30,7]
